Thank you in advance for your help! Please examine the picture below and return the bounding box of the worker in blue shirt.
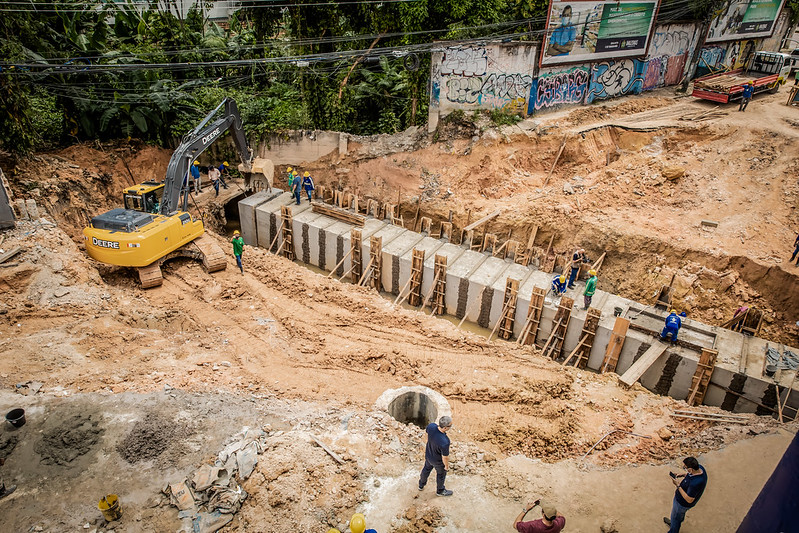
[190,160,201,193]
[302,171,315,202]
[739,82,754,112]
[661,310,687,343]
[546,6,577,57]
[551,274,568,297]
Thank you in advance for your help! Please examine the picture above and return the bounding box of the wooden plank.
[0,246,22,264]
[618,341,669,387]
[462,209,501,232]
[310,435,345,464]
[311,202,365,226]
[543,134,568,186]
[562,335,589,367]
[601,317,629,374]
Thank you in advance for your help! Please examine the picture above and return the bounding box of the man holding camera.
[513,498,565,532]
[664,456,707,533]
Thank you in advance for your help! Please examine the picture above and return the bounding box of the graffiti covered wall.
[643,23,700,90]
[586,58,646,103]
[430,42,538,119]
[529,65,591,113]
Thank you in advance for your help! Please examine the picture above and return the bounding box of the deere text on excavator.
[83,98,253,288]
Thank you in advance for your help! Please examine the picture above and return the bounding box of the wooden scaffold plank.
[618,341,669,387]
[350,228,363,284]
[686,348,718,406]
[407,249,425,307]
[601,316,630,374]
[368,235,383,292]
[518,286,546,346]
[542,296,574,360]
[429,255,447,315]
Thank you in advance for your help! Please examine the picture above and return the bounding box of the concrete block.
[444,250,487,318]
[487,262,532,334]
[239,189,282,247]
[398,236,444,304]
[381,231,424,295]
[24,199,39,220]
[254,192,293,249]
[465,257,511,326]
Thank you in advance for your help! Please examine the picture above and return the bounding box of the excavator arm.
[159,97,253,215]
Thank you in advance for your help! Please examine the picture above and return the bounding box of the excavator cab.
[122,181,164,214]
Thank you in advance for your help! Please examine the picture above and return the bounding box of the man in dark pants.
[664,456,707,532]
[739,82,754,111]
[568,248,589,289]
[790,233,799,265]
[418,415,453,496]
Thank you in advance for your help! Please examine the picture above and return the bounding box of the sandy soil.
[0,87,798,532]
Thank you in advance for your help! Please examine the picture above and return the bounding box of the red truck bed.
[692,68,778,103]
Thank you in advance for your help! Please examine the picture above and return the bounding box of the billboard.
[541,0,659,66]
[706,0,787,43]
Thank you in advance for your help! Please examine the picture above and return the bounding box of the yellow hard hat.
[193,160,199,166]
[559,275,566,283]
[233,230,240,235]
[304,171,310,177]
[327,530,341,533]
[588,269,597,276]
[223,161,229,167]
[671,309,677,314]
[287,166,293,172]
[349,513,366,533]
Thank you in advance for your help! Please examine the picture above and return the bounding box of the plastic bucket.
[5,408,25,428]
[765,364,777,377]
[614,307,624,317]
[98,494,122,522]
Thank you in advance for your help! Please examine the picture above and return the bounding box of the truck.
[691,51,792,104]
[83,97,253,288]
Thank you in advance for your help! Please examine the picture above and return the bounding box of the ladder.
[564,307,601,369]
[369,235,382,292]
[407,249,425,307]
[496,278,520,340]
[518,287,546,346]
[280,205,295,261]
[686,348,718,406]
[350,228,363,284]
[541,296,573,360]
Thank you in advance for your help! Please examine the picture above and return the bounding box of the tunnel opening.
[387,391,438,429]
[223,192,246,234]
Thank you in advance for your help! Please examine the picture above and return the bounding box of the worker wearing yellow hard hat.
[302,170,315,203]
[190,160,201,193]
[287,166,296,188]
[583,269,598,310]
[231,230,244,274]
[215,161,230,190]
[551,274,567,296]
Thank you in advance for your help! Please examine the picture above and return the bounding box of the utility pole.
[679,17,711,93]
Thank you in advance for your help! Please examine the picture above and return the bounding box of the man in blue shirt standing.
[664,456,707,532]
[546,6,577,57]
[739,81,754,111]
[418,416,453,496]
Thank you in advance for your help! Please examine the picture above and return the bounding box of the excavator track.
[138,263,164,289]
[191,234,228,273]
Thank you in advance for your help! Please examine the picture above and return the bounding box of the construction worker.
[418,415,453,496]
[216,161,230,189]
[513,499,566,533]
[190,160,201,193]
[568,248,590,289]
[208,165,222,196]
[302,171,315,202]
[664,456,707,533]
[739,81,754,112]
[551,274,568,296]
[583,269,597,310]
[287,167,295,188]
[291,172,302,205]
[231,230,244,274]
[661,310,686,343]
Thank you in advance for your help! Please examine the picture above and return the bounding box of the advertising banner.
[541,0,659,66]
[706,0,787,43]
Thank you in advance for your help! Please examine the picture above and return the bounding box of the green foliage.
[28,92,64,149]
[488,108,523,126]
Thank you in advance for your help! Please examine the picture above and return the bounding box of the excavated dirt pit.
[1,90,798,532]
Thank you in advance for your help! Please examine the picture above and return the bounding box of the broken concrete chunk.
[192,510,233,533]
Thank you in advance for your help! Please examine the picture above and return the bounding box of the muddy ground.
[0,87,797,532]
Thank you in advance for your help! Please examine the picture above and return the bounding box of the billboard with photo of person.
[706,0,787,43]
[541,0,660,66]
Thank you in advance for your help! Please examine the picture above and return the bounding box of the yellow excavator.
[83,98,253,288]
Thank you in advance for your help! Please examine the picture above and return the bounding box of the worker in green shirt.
[583,269,597,310]
[232,230,244,274]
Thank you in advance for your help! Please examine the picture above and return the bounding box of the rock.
[563,183,575,195]
[662,166,685,181]
[600,518,619,533]
[657,427,673,441]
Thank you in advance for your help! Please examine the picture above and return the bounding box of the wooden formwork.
[482,233,497,254]
[687,348,718,406]
[368,236,383,291]
[541,297,573,360]
[439,222,453,242]
[494,278,520,341]
[419,217,432,234]
[429,255,447,315]
[407,249,425,307]
[563,308,601,368]
[516,226,538,266]
[280,205,295,261]
[518,287,546,346]
[601,316,630,374]
[350,228,363,284]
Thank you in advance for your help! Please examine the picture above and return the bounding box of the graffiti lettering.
[650,28,692,57]
[643,56,664,90]
[587,59,645,104]
[480,73,533,101]
[445,77,483,104]
[440,46,488,77]
[532,68,589,112]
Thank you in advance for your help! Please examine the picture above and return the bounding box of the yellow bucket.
[98,494,122,522]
